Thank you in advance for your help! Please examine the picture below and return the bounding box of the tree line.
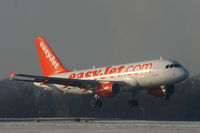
[0,75,200,121]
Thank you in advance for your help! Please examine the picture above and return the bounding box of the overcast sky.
[0,0,199,79]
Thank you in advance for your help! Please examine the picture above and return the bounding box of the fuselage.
[34,59,189,95]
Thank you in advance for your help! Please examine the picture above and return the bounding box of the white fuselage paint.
[34,59,189,95]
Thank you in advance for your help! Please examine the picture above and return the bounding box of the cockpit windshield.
[165,63,182,69]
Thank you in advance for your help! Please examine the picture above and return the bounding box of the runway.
[0,120,200,133]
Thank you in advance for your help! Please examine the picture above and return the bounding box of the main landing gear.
[128,92,139,108]
[90,93,139,108]
[90,94,102,108]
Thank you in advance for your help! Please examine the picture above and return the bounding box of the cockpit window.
[169,64,174,68]
[174,64,181,67]
[165,63,182,69]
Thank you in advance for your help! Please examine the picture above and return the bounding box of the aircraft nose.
[181,68,189,80]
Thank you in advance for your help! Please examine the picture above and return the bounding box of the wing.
[9,72,99,89]
[9,72,139,91]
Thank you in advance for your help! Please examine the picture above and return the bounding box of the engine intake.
[97,82,120,97]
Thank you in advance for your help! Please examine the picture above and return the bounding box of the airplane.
[10,37,189,108]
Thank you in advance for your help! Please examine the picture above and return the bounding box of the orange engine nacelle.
[97,82,120,97]
[148,87,166,97]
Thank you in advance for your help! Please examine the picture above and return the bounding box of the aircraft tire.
[91,99,98,108]
[97,100,102,108]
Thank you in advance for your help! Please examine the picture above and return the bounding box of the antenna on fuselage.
[160,56,163,60]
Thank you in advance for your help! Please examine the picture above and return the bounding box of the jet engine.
[97,82,120,97]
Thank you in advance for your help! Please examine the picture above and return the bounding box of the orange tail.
[35,37,70,76]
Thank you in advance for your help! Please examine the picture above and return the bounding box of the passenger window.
[165,65,169,69]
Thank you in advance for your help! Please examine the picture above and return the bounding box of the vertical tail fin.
[34,37,70,76]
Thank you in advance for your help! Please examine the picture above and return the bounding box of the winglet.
[9,72,15,80]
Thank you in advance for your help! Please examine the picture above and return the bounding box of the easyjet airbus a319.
[10,37,189,108]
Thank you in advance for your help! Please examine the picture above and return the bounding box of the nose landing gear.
[164,85,175,100]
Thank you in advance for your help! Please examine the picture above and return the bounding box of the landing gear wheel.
[97,100,102,108]
[128,99,139,108]
[91,94,103,108]
[91,99,98,108]
[90,100,102,108]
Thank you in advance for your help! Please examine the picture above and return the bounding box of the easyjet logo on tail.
[40,42,59,69]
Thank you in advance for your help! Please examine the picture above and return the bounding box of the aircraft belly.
[135,75,161,88]
[135,73,170,88]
